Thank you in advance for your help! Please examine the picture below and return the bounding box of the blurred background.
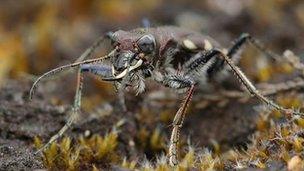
[1,0,304,82]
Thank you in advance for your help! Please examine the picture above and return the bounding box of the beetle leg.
[117,75,129,112]
[216,49,302,115]
[169,84,195,166]
[163,46,303,165]
[75,35,110,63]
[204,49,304,117]
[207,33,281,77]
[228,33,281,61]
[35,67,84,154]
[162,74,195,89]
[154,72,196,166]
[35,63,121,154]
[184,50,219,76]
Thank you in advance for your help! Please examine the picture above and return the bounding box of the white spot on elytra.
[204,39,213,50]
[182,39,197,50]
[222,48,228,55]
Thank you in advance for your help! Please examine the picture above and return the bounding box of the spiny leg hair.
[168,85,195,166]
[155,72,196,166]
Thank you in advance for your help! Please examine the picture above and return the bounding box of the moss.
[34,131,119,170]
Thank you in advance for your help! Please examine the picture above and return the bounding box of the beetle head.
[106,30,156,80]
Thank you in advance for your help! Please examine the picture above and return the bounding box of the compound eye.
[137,34,156,54]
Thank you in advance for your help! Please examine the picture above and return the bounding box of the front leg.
[169,84,195,166]
[153,72,196,166]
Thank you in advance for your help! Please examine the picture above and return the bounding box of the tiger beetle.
[29,26,304,166]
